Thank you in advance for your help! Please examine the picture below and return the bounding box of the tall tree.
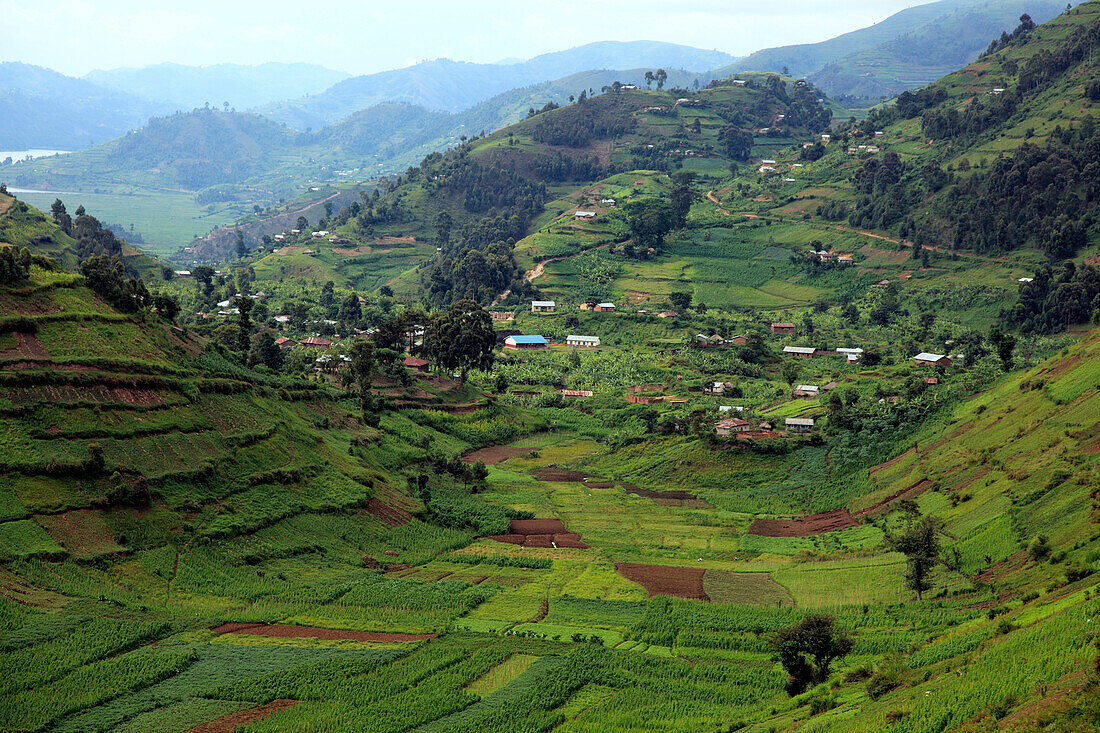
[888,514,943,600]
[423,299,496,383]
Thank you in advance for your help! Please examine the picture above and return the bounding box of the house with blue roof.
[504,335,549,350]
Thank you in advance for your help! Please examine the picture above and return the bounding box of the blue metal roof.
[510,335,548,344]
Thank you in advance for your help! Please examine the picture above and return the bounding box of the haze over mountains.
[1,0,1073,155]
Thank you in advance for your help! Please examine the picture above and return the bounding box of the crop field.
[14,188,243,258]
[6,17,1100,726]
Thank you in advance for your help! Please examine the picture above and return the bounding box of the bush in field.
[771,614,853,696]
[866,655,908,699]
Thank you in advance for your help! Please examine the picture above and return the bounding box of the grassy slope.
[0,192,164,280]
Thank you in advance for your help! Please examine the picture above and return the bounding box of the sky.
[2,0,930,77]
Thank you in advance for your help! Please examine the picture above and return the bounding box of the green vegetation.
[2,5,1100,730]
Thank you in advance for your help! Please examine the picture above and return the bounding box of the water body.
[0,149,70,164]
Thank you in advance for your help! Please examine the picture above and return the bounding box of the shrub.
[866,656,908,700]
[1028,534,1051,561]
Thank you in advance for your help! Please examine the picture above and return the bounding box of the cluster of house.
[502,334,601,349]
[695,333,748,348]
[804,250,854,264]
[714,416,813,436]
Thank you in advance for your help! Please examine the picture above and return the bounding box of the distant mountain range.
[0,62,163,149]
[1,0,1072,158]
[84,62,351,111]
[717,0,1068,102]
[258,41,739,130]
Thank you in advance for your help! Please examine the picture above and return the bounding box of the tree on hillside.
[80,255,151,313]
[670,185,694,228]
[234,296,253,354]
[771,614,853,695]
[988,325,1017,371]
[249,332,284,371]
[296,216,309,231]
[781,361,801,389]
[623,197,676,256]
[234,230,247,259]
[719,125,754,160]
[888,513,943,601]
[669,291,692,312]
[423,299,496,383]
[0,246,32,286]
[654,68,667,90]
[435,211,453,245]
[348,340,377,396]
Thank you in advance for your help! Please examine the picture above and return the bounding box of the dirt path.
[188,700,300,733]
[706,190,758,219]
[492,243,611,306]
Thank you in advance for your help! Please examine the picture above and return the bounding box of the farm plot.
[35,509,125,559]
[490,518,589,549]
[615,563,708,600]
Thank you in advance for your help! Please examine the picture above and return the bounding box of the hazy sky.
[3,0,928,76]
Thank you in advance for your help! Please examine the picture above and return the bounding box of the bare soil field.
[490,518,589,549]
[0,332,48,359]
[533,468,590,482]
[462,445,531,465]
[616,563,708,600]
[363,497,413,527]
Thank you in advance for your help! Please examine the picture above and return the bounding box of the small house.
[566,335,601,348]
[504,335,549,350]
[489,311,515,321]
[274,315,291,325]
[923,377,939,385]
[531,300,556,314]
[657,311,678,318]
[601,198,616,206]
[573,211,597,220]
[771,322,796,334]
[1018,277,1033,283]
[785,417,814,433]
[837,255,854,265]
[404,356,430,373]
[561,389,594,398]
[793,384,820,398]
[300,336,333,349]
[913,352,951,368]
[173,270,191,278]
[274,337,296,349]
[783,346,817,358]
[626,393,664,404]
[593,302,616,313]
[715,418,751,436]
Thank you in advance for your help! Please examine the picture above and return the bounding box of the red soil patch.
[363,498,413,528]
[623,483,715,509]
[462,445,530,465]
[977,551,1027,583]
[532,467,591,482]
[6,384,167,406]
[187,699,300,733]
[748,509,859,537]
[375,235,416,245]
[0,361,92,371]
[489,518,589,549]
[616,563,708,601]
[0,332,48,359]
[211,622,435,642]
[749,479,933,537]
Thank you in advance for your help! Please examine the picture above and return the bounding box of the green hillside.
[0,240,1097,730]
[0,192,163,281]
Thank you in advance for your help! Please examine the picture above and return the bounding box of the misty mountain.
[721,0,1068,102]
[0,62,165,149]
[806,0,1069,102]
[259,41,738,130]
[84,62,350,111]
